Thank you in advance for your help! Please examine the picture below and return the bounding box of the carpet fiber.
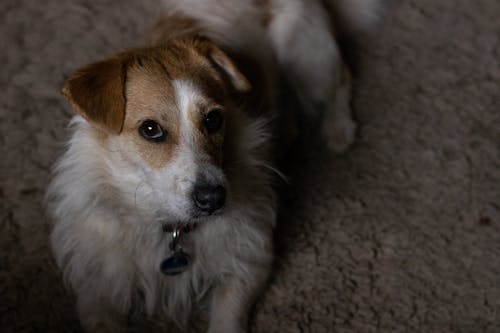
[1,0,499,332]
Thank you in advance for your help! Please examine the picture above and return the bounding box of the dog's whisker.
[255,163,288,182]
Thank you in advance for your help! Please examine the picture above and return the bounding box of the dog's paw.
[322,116,357,154]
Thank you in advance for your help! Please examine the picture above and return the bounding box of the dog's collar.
[161,223,196,234]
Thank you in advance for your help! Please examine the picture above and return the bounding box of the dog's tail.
[325,0,383,35]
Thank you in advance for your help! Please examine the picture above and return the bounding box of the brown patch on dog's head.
[119,53,180,169]
[61,37,250,169]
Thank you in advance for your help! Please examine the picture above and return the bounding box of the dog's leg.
[320,64,357,154]
[268,0,357,153]
[77,294,124,333]
[207,269,269,333]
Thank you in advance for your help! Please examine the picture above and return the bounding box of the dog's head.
[61,37,251,223]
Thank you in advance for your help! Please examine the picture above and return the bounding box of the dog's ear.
[196,40,251,93]
[61,56,126,134]
[209,46,251,93]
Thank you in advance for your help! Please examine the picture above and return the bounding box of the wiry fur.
[47,0,380,332]
[47,110,276,330]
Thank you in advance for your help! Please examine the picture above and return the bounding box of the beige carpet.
[1,0,499,332]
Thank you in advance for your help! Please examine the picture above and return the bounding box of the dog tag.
[160,251,191,276]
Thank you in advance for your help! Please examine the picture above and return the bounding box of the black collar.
[162,223,195,234]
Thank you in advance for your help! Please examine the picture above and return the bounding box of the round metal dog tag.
[160,251,191,276]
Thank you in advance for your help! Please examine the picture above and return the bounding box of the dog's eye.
[204,109,223,134]
[139,120,166,142]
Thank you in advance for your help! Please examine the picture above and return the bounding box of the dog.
[46,0,379,331]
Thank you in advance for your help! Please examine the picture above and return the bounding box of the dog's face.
[61,37,250,223]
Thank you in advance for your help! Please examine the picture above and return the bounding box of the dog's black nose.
[192,184,226,214]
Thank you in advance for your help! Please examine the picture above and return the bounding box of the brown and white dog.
[47,0,380,332]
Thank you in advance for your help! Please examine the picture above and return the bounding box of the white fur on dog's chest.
[68,207,269,319]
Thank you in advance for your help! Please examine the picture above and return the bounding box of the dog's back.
[155,0,380,153]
